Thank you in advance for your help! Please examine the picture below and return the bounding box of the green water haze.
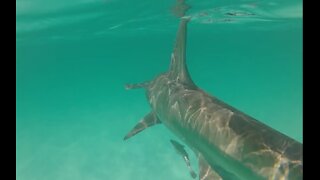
[17,0,302,179]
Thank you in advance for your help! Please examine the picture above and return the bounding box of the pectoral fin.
[198,154,222,180]
[124,111,161,140]
[170,139,197,179]
[125,81,150,90]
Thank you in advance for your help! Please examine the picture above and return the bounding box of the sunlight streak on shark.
[123,1,302,179]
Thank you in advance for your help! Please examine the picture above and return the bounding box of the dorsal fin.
[171,0,191,18]
[168,16,195,86]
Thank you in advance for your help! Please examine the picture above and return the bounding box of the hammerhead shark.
[123,3,302,180]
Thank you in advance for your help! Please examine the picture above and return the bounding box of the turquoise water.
[16,0,302,179]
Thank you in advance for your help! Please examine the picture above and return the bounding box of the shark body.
[124,15,302,180]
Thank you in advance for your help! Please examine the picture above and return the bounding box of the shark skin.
[124,17,302,180]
